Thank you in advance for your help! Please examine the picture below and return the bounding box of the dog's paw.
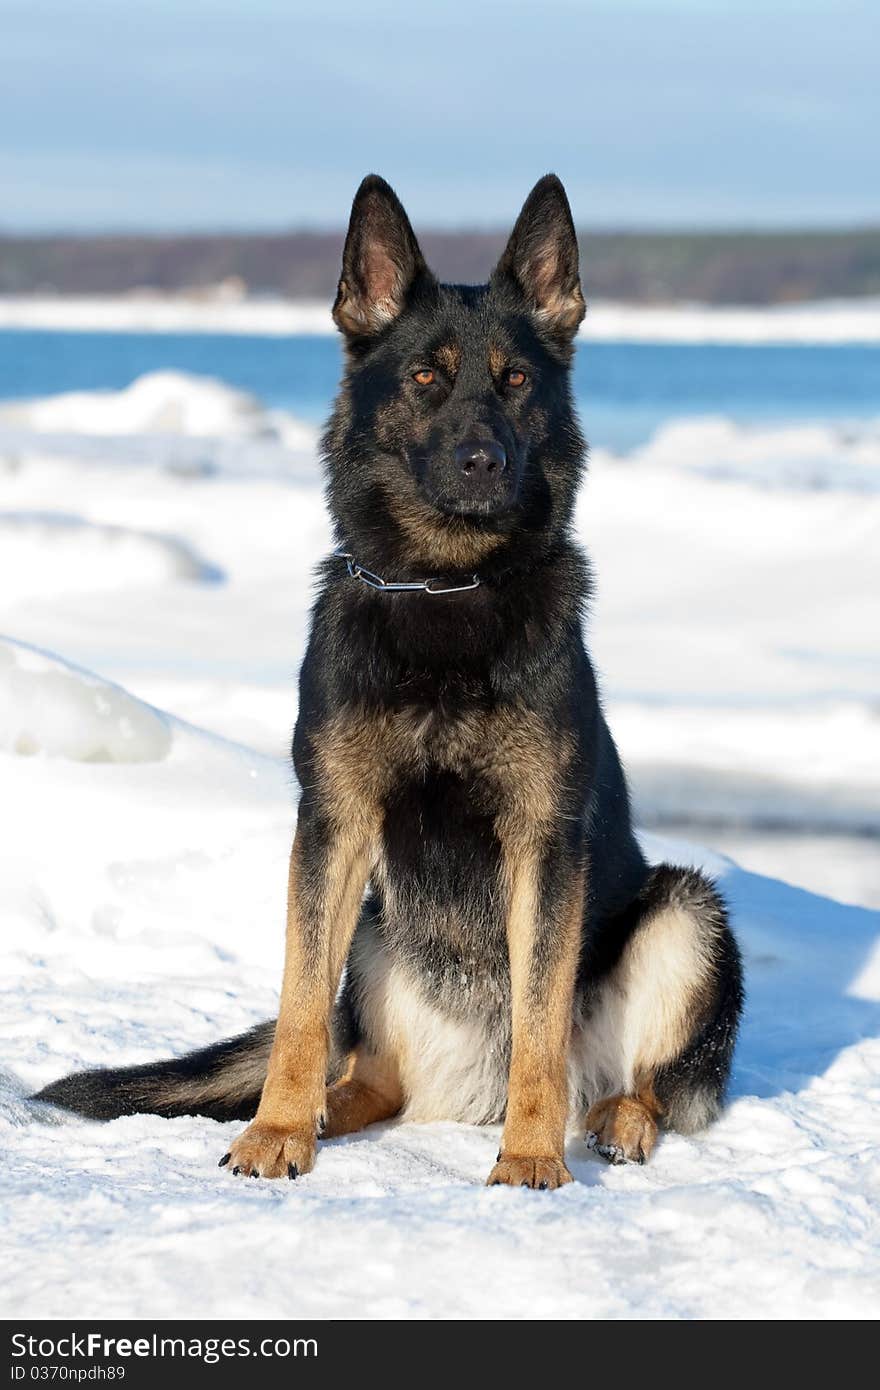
[584,1095,658,1166]
[486,1154,572,1190]
[585,1133,629,1165]
[219,1123,317,1180]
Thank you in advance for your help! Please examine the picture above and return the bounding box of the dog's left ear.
[333,175,435,339]
[492,175,585,341]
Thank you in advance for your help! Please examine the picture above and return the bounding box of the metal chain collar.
[333,545,480,596]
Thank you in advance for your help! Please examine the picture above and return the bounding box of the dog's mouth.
[425,491,517,521]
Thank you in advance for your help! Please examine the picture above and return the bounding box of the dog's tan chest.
[313,700,572,830]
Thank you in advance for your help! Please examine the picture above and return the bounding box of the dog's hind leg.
[576,864,743,1164]
[584,1090,661,1165]
[320,910,405,1139]
[322,1048,404,1138]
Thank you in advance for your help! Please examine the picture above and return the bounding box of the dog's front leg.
[222,803,374,1179]
[488,844,584,1190]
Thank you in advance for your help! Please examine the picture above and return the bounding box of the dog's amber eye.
[412,369,435,386]
[507,369,527,388]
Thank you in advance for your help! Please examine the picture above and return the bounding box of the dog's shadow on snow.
[721,863,880,1104]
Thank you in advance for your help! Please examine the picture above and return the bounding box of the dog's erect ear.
[333,175,433,338]
[492,175,585,341]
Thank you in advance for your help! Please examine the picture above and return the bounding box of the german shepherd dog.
[38,176,743,1187]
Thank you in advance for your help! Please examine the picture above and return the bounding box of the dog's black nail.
[318,1113,326,1132]
[232,1165,241,1176]
[251,1170,260,1178]
[496,1149,502,1162]
[538,1180,548,1190]
[288,1163,298,1180]
[218,1153,230,1168]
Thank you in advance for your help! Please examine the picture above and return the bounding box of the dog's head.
[326,174,586,567]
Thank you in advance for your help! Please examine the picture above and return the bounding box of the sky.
[1,0,878,232]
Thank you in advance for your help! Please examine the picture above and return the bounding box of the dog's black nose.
[455,439,507,478]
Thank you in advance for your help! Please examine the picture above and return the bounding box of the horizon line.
[3,223,880,241]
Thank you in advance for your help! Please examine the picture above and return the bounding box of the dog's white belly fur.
[353,944,509,1124]
[351,938,627,1126]
[351,896,718,1127]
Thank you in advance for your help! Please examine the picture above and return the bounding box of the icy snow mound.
[0,638,171,762]
[609,414,880,492]
[0,370,317,447]
[0,512,222,599]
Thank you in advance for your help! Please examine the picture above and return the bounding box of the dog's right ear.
[333,176,434,339]
[492,175,585,343]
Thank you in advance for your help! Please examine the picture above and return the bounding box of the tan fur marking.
[392,494,507,568]
[332,280,363,337]
[585,1091,660,1164]
[489,717,573,849]
[435,342,461,376]
[313,700,572,807]
[224,714,386,1178]
[530,249,586,333]
[535,286,586,334]
[488,343,507,377]
[313,711,393,848]
[489,867,583,1188]
[323,1048,404,1138]
[333,278,398,338]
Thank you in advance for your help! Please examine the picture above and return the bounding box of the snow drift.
[0,512,222,600]
[0,638,171,762]
[0,650,877,1320]
[622,414,880,492]
[0,369,317,448]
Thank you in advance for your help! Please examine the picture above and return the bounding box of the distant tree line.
[1,228,879,304]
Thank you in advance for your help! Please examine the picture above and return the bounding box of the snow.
[0,369,317,448]
[1,370,878,1319]
[624,415,880,493]
[0,513,221,601]
[0,640,171,762]
[2,292,880,343]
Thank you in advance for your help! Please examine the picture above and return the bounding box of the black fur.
[36,175,743,1154]
[36,1022,276,1122]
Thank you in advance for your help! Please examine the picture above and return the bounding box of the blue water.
[1,329,878,452]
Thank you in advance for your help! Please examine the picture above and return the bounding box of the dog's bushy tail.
[33,1021,275,1123]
